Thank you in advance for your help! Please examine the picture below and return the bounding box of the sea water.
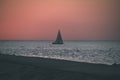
[0,40,120,65]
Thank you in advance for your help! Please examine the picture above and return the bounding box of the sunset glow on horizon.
[0,0,120,40]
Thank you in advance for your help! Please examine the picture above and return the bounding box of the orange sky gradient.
[0,0,120,40]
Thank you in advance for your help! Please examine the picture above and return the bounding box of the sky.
[0,0,120,40]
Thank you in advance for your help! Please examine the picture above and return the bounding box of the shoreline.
[0,54,120,75]
[0,54,120,80]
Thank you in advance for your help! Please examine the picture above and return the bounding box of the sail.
[52,30,64,44]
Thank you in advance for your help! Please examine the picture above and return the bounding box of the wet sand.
[0,54,120,80]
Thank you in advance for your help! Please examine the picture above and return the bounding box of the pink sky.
[0,0,120,40]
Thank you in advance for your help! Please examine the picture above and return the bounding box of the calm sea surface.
[0,40,120,65]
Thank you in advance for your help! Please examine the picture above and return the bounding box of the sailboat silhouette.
[52,30,64,44]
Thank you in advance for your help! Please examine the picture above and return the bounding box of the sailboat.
[52,30,64,44]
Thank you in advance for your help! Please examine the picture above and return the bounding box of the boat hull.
[52,42,64,44]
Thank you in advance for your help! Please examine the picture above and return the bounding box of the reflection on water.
[0,40,120,65]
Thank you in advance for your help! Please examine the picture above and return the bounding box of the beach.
[1,0,120,79]
[0,54,120,80]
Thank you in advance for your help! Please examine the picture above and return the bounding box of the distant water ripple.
[0,40,120,65]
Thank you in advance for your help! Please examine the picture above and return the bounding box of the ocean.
[0,40,120,65]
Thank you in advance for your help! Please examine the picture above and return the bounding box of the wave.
[0,46,120,65]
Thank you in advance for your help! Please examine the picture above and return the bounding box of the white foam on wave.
[0,41,120,65]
